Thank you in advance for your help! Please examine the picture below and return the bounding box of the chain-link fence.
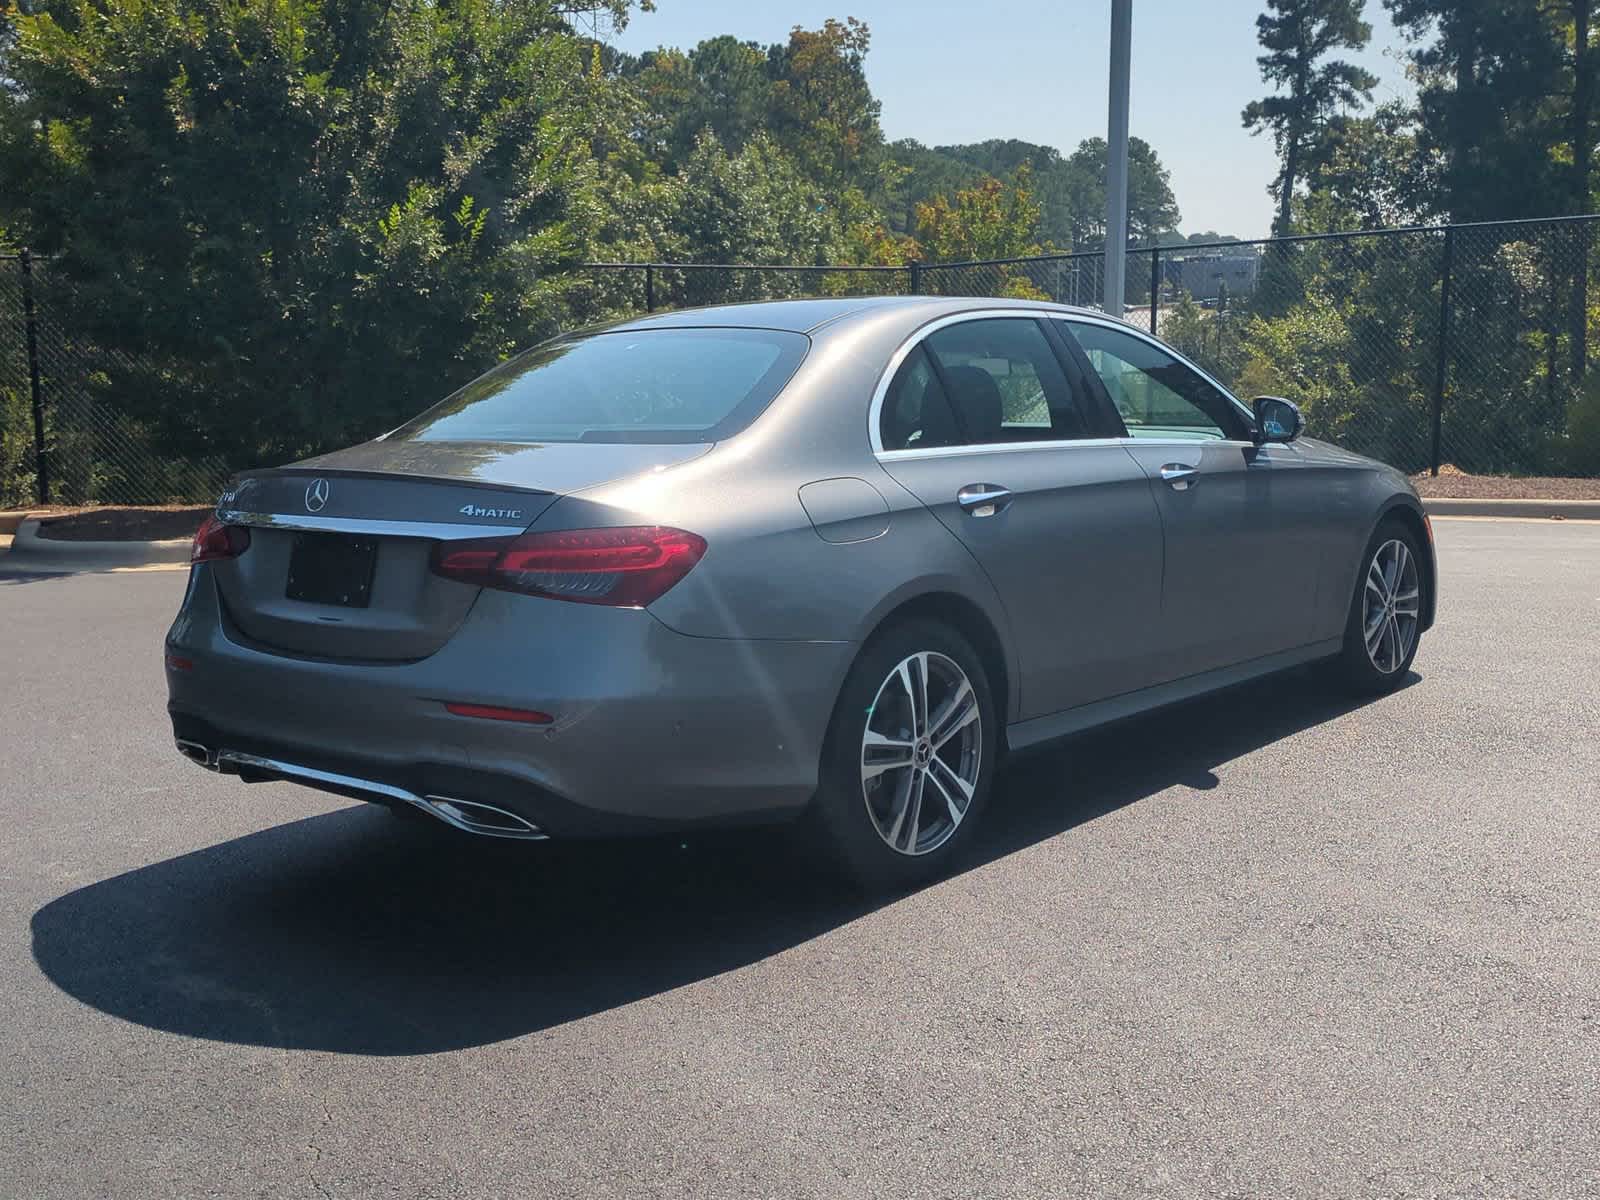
[1149,220,1600,476]
[584,262,912,312]
[575,219,1600,479]
[1,253,229,508]
[5,215,1599,506]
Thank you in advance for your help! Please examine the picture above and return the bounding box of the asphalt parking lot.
[1,517,1597,1198]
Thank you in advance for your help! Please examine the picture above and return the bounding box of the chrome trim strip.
[875,437,1128,462]
[863,306,1259,460]
[199,749,549,840]
[216,510,526,540]
[859,436,1272,465]
[1116,437,1261,450]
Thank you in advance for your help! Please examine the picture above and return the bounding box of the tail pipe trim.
[172,740,547,840]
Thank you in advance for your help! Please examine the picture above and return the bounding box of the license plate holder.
[285,533,378,608]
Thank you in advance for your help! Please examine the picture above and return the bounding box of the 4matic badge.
[460,503,524,520]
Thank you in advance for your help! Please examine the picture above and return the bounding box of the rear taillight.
[431,525,706,608]
[191,514,250,563]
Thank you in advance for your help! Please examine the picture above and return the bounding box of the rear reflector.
[431,525,706,608]
[443,702,554,725]
[191,514,251,563]
[165,653,193,672]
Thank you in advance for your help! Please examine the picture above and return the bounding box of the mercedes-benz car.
[166,296,1435,889]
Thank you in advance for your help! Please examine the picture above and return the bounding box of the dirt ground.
[27,505,212,542]
[1411,465,1600,500]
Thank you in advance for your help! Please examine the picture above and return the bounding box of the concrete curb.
[6,518,192,569]
[1423,497,1600,520]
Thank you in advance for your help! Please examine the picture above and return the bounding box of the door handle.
[1158,463,1198,491]
[957,483,1012,517]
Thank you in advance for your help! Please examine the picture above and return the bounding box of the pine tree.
[1243,0,1379,236]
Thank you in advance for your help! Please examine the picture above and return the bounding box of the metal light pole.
[1103,0,1132,316]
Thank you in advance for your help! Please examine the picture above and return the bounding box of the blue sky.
[606,1,1419,238]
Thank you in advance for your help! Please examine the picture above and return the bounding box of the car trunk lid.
[209,439,710,661]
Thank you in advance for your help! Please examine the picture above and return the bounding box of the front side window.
[1065,321,1248,442]
[390,327,809,445]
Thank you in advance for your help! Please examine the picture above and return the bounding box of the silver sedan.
[166,297,1435,889]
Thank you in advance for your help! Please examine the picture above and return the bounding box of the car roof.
[607,294,1112,335]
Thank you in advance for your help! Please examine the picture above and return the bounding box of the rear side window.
[923,318,1095,444]
[880,346,963,450]
[878,317,1105,452]
[391,328,808,445]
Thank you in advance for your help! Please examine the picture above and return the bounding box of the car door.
[873,313,1167,719]
[1058,317,1324,677]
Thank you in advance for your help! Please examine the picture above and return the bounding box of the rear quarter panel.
[536,473,1010,648]
[527,306,1023,719]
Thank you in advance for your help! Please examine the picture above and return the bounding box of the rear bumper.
[165,569,854,836]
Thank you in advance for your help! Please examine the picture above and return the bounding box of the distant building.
[1164,252,1259,302]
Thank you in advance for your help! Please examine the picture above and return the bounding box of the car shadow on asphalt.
[30,667,1416,1056]
[0,570,74,584]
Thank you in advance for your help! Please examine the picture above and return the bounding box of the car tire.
[809,619,998,892]
[1335,517,1427,694]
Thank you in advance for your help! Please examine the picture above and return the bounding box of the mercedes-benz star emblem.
[304,478,330,513]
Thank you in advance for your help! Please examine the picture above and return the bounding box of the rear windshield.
[389,327,809,444]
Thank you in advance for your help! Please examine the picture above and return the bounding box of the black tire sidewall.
[1339,517,1425,692]
[812,620,998,891]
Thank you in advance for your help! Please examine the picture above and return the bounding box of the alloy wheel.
[1362,538,1421,675]
[860,651,982,856]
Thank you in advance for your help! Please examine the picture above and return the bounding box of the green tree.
[913,167,1042,263]
[1561,2,1598,219]
[888,135,1185,254]
[1,0,649,474]
[928,139,1079,249]
[912,166,1048,297]
[884,139,988,235]
[1161,290,1245,382]
[1062,136,1181,249]
[1297,101,1442,230]
[631,36,771,169]
[1243,0,1379,236]
[671,132,838,265]
[625,19,890,210]
[1383,0,1566,221]
[765,18,884,194]
[1385,0,1598,376]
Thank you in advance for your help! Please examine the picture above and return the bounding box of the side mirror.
[1252,395,1303,443]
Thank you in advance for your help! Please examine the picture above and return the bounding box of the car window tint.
[1065,321,1247,441]
[390,328,808,445]
[922,318,1094,444]
[881,345,963,450]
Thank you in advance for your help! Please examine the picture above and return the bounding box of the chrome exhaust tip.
[175,738,217,769]
[194,748,549,841]
[422,796,546,840]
